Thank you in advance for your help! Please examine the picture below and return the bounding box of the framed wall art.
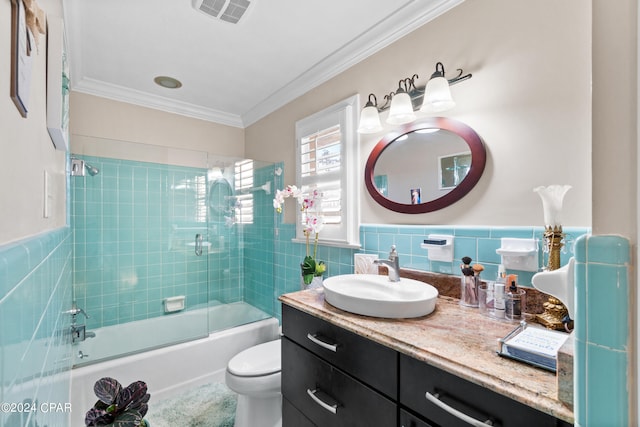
[46,17,70,151]
[10,0,34,117]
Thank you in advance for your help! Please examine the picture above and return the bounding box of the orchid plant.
[274,185,326,285]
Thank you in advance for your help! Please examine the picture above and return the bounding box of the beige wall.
[69,93,245,164]
[0,0,595,246]
[246,0,592,228]
[592,1,637,239]
[592,0,638,421]
[0,0,67,244]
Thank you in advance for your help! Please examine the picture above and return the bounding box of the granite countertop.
[280,288,574,424]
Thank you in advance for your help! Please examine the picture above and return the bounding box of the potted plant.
[84,377,150,427]
[273,185,326,287]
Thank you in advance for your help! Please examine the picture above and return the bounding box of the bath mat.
[145,382,237,427]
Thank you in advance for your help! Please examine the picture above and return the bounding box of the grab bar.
[195,234,203,256]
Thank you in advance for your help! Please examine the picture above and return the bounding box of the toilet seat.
[227,339,281,377]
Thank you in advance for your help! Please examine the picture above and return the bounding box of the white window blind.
[234,159,254,224]
[295,95,360,247]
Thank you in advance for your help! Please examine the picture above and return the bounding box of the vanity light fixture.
[357,62,472,134]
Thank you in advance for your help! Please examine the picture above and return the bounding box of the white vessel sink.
[322,274,438,318]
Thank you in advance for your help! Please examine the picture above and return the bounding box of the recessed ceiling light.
[154,76,182,89]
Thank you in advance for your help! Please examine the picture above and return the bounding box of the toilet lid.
[228,340,281,377]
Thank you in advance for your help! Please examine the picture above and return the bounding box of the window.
[295,95,360,248]
[234,159,254,224]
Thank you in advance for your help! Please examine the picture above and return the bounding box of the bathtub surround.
[71,155,213,328]
[0,227,74,427]
[71,154,277,362]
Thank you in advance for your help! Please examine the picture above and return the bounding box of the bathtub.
[69,310,279,427]
[73,301,271,367]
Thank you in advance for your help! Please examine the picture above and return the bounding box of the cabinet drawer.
[399,409,436,427]
[282,337,397,427]
[282,304,397,398]
[400,354,571,427]
[283,398,315,427]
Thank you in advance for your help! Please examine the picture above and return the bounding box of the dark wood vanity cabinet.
[400,354,572,427]
[282,304,573,427]
[282,304,397,427]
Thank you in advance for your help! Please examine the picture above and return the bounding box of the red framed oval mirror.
[364,117,486,214]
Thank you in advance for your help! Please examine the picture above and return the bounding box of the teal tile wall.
[0,227,73,427]
[72,156,280,335]
[360,224,590,286]
[72,156,210,329]
[273,223,355,320]
[243,163,280,314]
[573,234,630,426]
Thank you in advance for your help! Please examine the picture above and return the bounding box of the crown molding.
[241,0,464,127]
[72,78,245,128]
[64,0,463,129]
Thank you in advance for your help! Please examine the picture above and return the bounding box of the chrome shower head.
[70,158,100,176]
[84,163,99,176]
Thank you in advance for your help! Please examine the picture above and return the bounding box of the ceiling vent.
[192,0,251,24]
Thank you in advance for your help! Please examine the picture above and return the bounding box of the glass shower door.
[206,158,276,332]
[71,138,211,365]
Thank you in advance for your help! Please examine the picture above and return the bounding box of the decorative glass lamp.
[533,184,573,330]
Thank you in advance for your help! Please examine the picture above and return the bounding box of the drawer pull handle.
[425,392,494,426]
[306,333,338,352]
[307,388,338,414]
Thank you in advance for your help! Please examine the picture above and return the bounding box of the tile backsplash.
[273,223,590,320]
[360,224,590,286]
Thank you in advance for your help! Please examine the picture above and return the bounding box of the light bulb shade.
[533,185,572,227]
[386,92,416,125]
[357,105,383,134]
[421,76,456,113]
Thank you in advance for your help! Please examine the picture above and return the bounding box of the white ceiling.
[62,0,462,128]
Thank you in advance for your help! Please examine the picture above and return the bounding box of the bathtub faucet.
[70,324,95,344]
[374,245,400,282]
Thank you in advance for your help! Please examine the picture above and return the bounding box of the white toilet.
[225,339,282,427]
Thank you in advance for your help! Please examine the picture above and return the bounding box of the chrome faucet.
[65,304,94,343]
[64,304,90,321]
[374,245,400,282]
